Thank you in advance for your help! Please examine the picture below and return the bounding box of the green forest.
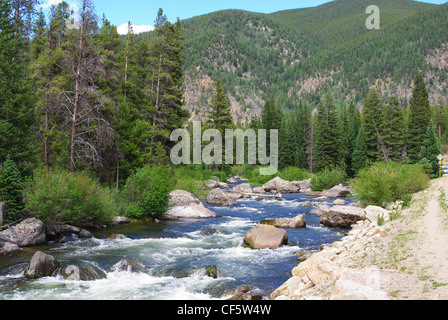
[0,0,446,227]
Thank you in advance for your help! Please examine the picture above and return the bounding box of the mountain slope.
[138,0,448,122]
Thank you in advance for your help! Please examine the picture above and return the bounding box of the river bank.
[0,178,353,300]
[271,175,448,300]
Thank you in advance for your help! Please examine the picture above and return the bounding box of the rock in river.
[262,177,300,194]
[207,188,240,206]
[0,218,47,247]
[243,224,288,249]
[320,206,366,229]
[163,203,217,219]
[24,251,60,279]
[261,215,306,229]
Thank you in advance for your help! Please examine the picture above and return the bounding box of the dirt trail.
[391,175,448,299]
[413,176,448,297]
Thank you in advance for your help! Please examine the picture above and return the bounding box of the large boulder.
[291,179,311,191]
[207,189,240,206]
[24,251,60,279]
[364,206,390,226]
[261,215,306,229]
[163,203,217,219]
[0,218,47,247]
[168,190,201,207]
[320,206,367,229]
[321,185,351,198]
[262,177,300,194]
[243,224,288,249]
[232,183,253,194]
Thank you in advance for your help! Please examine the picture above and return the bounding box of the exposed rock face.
[261,215,306,229]
[207,189,240,206]
[24,251,60,279]
[262,177,300,194]
[243,224,288,249]
[320,206,367,229]
[0,218,47,247]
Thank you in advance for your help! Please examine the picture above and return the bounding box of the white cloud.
[40,0,64,9]
[117,23,155,35]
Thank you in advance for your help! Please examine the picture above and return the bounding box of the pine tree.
[352,126,368,175]
[379,96,406,163]
[0,155,24,223]
[207,80,233,133]
[313,92,340,172]
[347,101,361,176]
[0,0,36,175]
[59,0,115,173]
[261,96,282,162]
[146,9,188,165]
[362,89,386,163]
[338,105,351,174]
[418,122,442,178]
[279,115,296,169]
[294,100,311,170]
[407,73,432,163]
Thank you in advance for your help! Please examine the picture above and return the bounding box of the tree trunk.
[70,0,86,172]
[149,53,163,164]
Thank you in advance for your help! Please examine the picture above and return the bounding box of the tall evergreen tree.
[362,89,386,163]
[407,73,432,163]
[0,155,24,223]
[207,79,233,133]
[347,101,361,176]
[418,122,442,178]
[261,95,282,162]
[146,9,188,165]
[294,100,311,170]
[352,126,368,175]
[338,105,351,174]
[0,0,35,175]
[379,96,406,163]
[313,92,340,172]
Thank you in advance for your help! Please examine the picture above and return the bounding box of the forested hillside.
[144,0,448,122]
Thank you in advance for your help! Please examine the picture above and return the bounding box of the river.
[0,184,350,300]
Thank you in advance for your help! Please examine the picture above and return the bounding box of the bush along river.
[0,179,353,300]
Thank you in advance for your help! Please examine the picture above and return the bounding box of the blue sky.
[40,0,448,34]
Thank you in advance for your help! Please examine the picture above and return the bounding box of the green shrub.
[279,166,312,182]
[121,166,174,220]
[311,167,346,191]
[25,169,117,225]
[351,161,430,207]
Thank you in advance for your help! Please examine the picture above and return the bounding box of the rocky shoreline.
[269,205,418,300]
